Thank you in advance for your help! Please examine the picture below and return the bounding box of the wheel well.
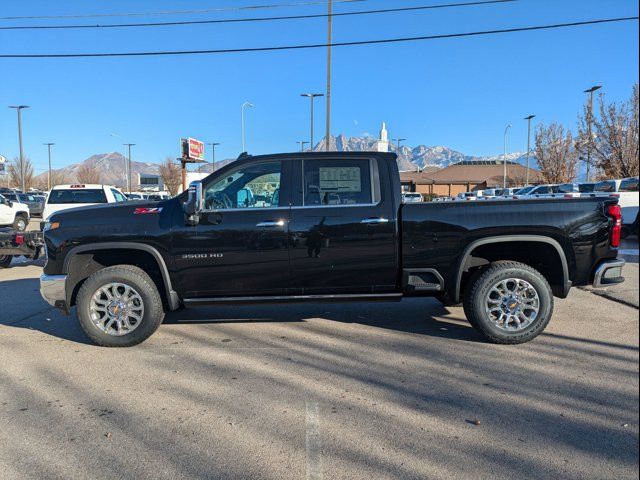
[458,241,567,299]
[66,249,168,308]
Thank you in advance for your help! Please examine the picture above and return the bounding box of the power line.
[0,0,369,20]
[0,1,515,31]
[1,16,636,58]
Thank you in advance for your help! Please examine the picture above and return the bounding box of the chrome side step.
[183,292,402,306]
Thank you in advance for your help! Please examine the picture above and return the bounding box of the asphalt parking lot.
[0,232,638,480]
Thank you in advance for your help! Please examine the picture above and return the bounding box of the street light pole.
[8,105,29,192]
[43,143,55,190]
[503,124,512,189]
[207,142,220,173]
[524,115,535,186]
[297,141,309,152]
[583,85,602,183]
[123,143,135,193]
[241,101,254,153]
[301,93,323,150]
[325,0,333,151]
[393,138,406,152]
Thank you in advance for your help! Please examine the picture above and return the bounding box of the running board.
[183,293,402,306]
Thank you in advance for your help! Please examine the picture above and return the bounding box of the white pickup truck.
[0,193,30,231]
[591,177,639,237]
[41,184,128,227]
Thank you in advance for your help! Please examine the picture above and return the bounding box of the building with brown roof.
[400,160,544,198]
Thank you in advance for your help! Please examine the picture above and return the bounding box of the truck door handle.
[256,220,285,228]
[361,217,389,224]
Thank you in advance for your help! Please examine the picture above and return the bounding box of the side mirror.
[183,181,203,225]
[6,200,13,208]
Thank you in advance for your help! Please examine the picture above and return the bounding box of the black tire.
[76,265,165,347]
[13,213,28,232]
[463,261,554,344]
[0,255,12,268]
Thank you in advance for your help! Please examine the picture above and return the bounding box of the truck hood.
[48,200,172,226]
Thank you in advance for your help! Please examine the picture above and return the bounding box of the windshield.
[578,183,595,193]
[48,189,108,204]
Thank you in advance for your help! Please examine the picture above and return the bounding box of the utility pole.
[583,85,602,182]
[43,142,55,190]
[301,93,323,150]
[123,143,135,193]
[523,115,535,186]
[503,124,512,189]
[8,105,29,192]
[207,142,220,173]
[241,101,254,153]
[325,0,333,151]
[297,141,309,152]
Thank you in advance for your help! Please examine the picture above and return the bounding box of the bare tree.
[535,123,578,184]
[76,162,102,184]
[159,157,182,196]
[50,170,71,188]
[577,84,639,178]
[8,157,35,190]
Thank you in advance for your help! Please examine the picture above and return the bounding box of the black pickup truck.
[40,152,625,347]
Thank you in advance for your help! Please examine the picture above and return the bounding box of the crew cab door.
[172,159,291,298]
[288,155,398,294]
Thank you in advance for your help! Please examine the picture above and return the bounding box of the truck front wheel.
[76,265,165,347]
[13,213,28,232]
[463,261,554,344]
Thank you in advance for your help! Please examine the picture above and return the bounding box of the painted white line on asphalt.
[306,401,322,480]
[618,249,639,256]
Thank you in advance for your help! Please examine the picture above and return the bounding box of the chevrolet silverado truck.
[40,152,625,347]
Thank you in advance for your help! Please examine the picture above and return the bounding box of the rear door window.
[110,189,127,203]
[619,178,639,192]
[48,189,108,204]
[303,158,375,206]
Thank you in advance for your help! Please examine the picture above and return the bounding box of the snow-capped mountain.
[315,135,534,171]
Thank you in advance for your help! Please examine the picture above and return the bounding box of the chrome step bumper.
[592,259,625,288]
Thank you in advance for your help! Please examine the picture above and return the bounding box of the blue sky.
[0,0,638,175]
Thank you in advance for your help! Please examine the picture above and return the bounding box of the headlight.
[43,221,59,232]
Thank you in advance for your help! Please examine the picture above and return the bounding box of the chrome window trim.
[202,206,290,213]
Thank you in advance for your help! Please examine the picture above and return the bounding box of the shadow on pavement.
[0,275,481,345]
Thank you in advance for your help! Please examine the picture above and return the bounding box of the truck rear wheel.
[76,265,165,347]
[0,255,12,268]
[463,261,554,344]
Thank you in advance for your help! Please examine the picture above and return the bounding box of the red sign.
[187,138,205,161]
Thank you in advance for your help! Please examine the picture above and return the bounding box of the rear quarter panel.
[401,198,617,291]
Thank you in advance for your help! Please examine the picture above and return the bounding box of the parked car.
[454,192,479,201]
[3,192,45,217]
[40,152,625,347]
[41,184,128,228]
[125,193,145,200]
[591,177,639,236]
[0,193,30,231]
[402,192,423,203]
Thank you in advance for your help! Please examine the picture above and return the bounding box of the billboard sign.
[186,138,205,162]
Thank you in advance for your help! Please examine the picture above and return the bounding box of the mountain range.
[35,135,537,185]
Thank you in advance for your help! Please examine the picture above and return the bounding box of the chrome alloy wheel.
[485,278,540,332]
[89,283,144,336]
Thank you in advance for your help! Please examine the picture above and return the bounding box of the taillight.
[606,204,622,247]
[15,234,24,245]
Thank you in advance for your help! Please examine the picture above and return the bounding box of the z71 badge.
[181,253,224,259]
